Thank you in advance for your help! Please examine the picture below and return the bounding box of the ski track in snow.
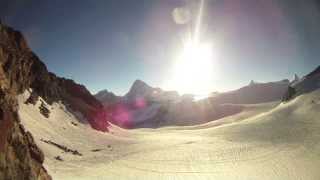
[18,90,320,180]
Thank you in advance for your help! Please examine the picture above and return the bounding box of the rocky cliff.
[0,23,109,132]
[0,22,110,179]
[0,23,51,179]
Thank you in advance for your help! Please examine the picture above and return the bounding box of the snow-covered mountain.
[96,79,290,129]
[140,79,290,128]
[17,65,320,179]
[283,66,320,101]
[97,80,181,128]
[2,16,320,180]
[123,79,180,103]
[20,79,320,180]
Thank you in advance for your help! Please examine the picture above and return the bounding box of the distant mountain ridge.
[123,79,180,103]
[96,79,290,129]
[209,79,290,105]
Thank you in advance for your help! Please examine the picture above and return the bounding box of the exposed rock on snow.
[283,66,320,101]
[40,139,82,156]
[39,101,50,118]
[54,156,63,161]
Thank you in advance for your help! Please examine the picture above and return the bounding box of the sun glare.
[169,39,216,95]
[165,0,217,96]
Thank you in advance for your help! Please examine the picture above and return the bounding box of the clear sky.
[1,0,320,95]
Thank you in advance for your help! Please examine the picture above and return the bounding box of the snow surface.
[18,89,320,180]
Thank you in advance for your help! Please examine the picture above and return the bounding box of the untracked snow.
[18,90,320,180]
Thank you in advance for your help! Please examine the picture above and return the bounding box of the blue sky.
[1,0,320,95]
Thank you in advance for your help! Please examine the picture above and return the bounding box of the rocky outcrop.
[282,86,296,102]
[0,23,109,132]
[0,106,52,180]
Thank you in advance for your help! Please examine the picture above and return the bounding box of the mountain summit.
[124,80,156,101]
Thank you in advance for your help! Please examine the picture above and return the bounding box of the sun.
[167,39,216,95]
[165,0,217,96]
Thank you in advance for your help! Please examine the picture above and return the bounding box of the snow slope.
[18,89,320,180]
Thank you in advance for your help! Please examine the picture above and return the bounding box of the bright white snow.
[18,89,320,180]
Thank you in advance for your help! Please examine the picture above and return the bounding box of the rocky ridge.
[209,79,290,105]
[0,23,109,132]
[0,23,51,179]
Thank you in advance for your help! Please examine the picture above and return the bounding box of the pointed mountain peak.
[124,80,152,99]
[132,79,150,88]
[129,79,152,93]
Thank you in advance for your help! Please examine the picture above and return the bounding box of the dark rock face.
[282,86,296,102]
[0,23,109,132]
[39,101,50,118]
[0,70,51,179]
[0,109,52,180]
[0,22,53,180]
